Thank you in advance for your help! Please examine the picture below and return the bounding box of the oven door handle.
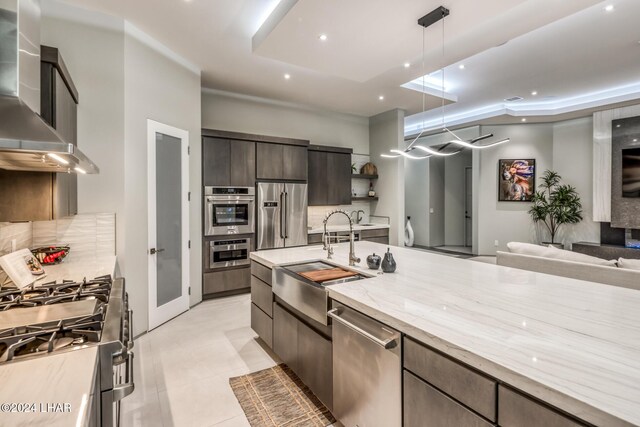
[113,349,135,402]
[127,309,134,350]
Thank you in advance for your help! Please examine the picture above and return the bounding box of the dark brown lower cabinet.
[272,302,332,410]
[250,303,272,348]
[498,386,586,427]
[203,267,250,296]
[273,303,298,372]
[404,370,495,427]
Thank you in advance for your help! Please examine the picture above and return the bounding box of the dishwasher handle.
[328,308,398,349]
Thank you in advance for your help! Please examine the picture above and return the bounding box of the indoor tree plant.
[528,170,583,248]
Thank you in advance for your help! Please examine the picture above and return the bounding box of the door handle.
[280,192,285,239]
[284,191,288,238]
[328,308,398,349]
[149,248,165,255]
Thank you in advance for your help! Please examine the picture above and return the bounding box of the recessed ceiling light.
[604,4,614,12]
[379,95,384,101]
[521,118,527,122]
[458,64,465,70]
[531,91,538,96]
[404,62,411,68]
[284,73,291,80]
[634,138,638,142]
[318,34,327,41]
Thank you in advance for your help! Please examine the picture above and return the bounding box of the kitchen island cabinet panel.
[273,302,299,372]
[250,260,272,286]
[250,276,272,317]
[297,318,333,410]
[404,371,495,427]
[498,386,586,427]
[404,336,497,421]
[251,303,273,348]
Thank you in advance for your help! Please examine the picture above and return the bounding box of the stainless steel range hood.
[0,0,98,174]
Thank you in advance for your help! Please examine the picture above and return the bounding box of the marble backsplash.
[0,213,116,261]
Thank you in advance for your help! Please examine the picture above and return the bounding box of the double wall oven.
[204,187,254,273]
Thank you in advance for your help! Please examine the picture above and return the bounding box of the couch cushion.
[546,245,617,267]
[618,257,640,271]
[506,242,554,257]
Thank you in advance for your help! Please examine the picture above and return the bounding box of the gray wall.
[201,90,369,154]
[124,32,202,334]
[370,109,405,246]
[444,150,472,246]
[552,117,599,247]
[42,13,202,336]
[41,17,126,274]
[476,124,554,255]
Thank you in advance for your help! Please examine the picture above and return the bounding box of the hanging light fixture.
[382,6,509,160]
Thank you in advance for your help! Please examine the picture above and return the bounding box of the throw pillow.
[617,257,640,271]
[546,246,617,267]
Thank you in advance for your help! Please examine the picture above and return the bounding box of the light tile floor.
[122,294,279,427]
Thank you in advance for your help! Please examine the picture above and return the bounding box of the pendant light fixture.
[382,6,509,160]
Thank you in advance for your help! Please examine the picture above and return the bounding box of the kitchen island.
[251,241,640,427]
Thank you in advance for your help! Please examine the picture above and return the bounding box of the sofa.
[496,242,640,291]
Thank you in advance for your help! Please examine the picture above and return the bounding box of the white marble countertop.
[33,256,117,285]
[307,224,390,234]
[251,242,640,427]
[0,347,98,427]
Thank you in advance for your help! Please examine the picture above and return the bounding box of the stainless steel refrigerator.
[257,182,308,250]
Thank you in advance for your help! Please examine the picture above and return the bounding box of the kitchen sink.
[273,260,369,325]
[359,223,378,227]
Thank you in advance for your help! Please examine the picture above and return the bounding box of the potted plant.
[528,170,583,248]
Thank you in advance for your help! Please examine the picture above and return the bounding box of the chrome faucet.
[323,209,361,266]
[350,209,365,224]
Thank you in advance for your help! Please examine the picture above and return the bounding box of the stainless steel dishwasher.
[329,302,402,427]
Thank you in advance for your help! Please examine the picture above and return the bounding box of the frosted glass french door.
[147,120,190,330]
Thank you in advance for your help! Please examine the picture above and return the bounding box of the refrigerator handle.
[284,191,288,238]
[280,192,285,239]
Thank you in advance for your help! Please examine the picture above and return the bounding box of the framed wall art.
[498,159,536,202]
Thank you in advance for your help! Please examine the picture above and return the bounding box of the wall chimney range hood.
[0,0,98,174]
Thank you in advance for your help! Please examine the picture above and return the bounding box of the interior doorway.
[147,119,190,330]
[464,166,472,248]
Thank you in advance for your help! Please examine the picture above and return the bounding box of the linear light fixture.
[383,6,509,160]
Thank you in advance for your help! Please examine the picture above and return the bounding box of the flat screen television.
[622,147,640,198]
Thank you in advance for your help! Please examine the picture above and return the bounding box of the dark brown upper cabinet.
[308,145,352,206]
[0,46,79,222]
[203,137,255,187]
[256,142,307,181]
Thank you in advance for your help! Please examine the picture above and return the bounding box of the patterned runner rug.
[229,364,336,427]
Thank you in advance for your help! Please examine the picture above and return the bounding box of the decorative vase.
[366,253,381,270]
[360,162,378,175]
[404,216,414,247]
[381,248,396,273]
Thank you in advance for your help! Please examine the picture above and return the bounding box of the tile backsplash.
[0,222,32,256]
[0,213,116,261]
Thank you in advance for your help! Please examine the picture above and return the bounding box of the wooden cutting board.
[299,267,359,283]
